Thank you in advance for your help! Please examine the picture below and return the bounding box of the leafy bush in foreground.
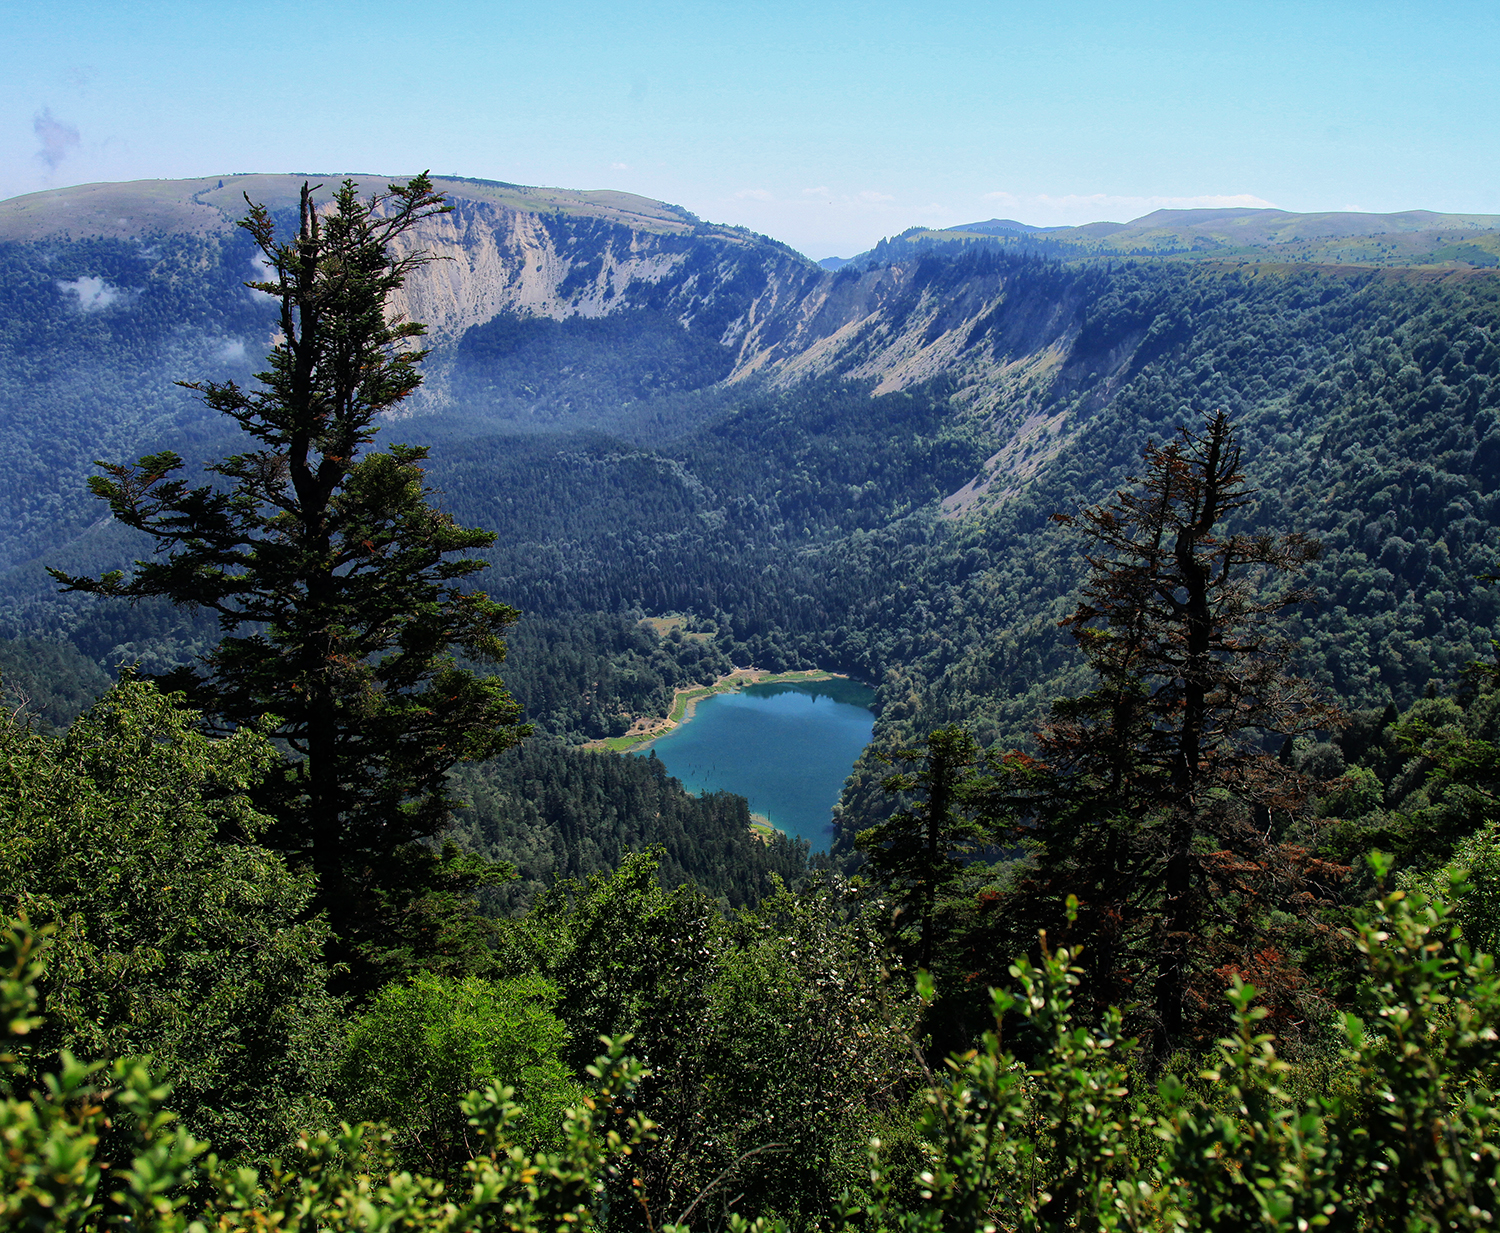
[337,970,582,1178]
[4,866,1500,1230]
[0,677,340,1161]
[866,866,1500,1232]
[0,917,654,1231]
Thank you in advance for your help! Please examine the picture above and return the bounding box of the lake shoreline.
[584,668,854,755]
[749,812,784,843]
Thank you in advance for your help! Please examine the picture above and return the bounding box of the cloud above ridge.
[33,108,81,172]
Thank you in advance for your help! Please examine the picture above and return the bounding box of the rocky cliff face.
[0,172,1194,553]
[367,181,1118,492]
[371,183,1091,417]
[384,195,802,350]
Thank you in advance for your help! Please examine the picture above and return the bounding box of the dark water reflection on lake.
[635,679,876,853]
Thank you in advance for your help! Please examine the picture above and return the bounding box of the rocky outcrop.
[0,173,1179,509]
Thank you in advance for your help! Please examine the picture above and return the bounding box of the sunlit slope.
[869,207,1500,268]
[0,174,711,243]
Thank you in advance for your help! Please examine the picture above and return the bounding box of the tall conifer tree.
[856,724,990,972]
[53,176,528,964]
[993,412,1343,1061]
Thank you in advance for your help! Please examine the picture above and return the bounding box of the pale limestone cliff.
[1,173,1175,511]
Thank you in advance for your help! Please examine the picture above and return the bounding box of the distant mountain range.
[833,206,1500,269]
[5,171,1500,815]
[8,175,1498,274]
[3,172,1499,598]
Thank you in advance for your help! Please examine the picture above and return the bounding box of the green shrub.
[0,915,655,1231]
[862,863,1500,1232]
[1406,821,1500,955]
[338,970,582,1176]
[0,678,340,1160]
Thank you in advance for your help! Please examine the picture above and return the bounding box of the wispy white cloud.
[34,108,80,172]
[610,161,630,171]
[802,186,831,196]
[57,276,122,312]
[735,188,774,201]
[247,253,279,301]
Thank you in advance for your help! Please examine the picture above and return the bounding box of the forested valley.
[5,176,1500,1228]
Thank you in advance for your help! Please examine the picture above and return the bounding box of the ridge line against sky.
[3,0,1497,258]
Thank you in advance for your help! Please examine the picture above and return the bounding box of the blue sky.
[3,0,1497,258]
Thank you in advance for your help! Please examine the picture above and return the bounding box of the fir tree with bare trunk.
[991,411,1345,1062]
[53,176,528,985]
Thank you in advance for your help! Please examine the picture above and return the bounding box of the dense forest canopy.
[7,212,1500,872]
[6,177,1500,1227]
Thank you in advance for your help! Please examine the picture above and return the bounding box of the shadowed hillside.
[6,174,1500,878]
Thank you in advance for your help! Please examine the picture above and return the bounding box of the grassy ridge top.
[880,207,1500,269]
[0,173,707,243]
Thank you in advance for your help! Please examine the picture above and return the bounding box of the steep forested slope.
[816,266,1500,850]
[6,175,1500,881]
[0,231,273,572]
[13,180,1500,1228]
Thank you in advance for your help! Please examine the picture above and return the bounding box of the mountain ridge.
[0,174,727,244]
[4,173,1500,595]
[859,206,1500,269]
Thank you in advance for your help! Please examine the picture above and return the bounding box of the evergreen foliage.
[499,612,734,743]
[14,247,1500,908]
[856,724,991,971]
[0,678,340,1159]
[450,308,736,422]
[48,177,528,977]
[450,741,808,914]
[0,636,110,729]
[830,266,1500,858]
[0,231,274,574]
[993,413,1344,1061]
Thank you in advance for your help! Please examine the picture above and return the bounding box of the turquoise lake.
[637,679,876,852]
